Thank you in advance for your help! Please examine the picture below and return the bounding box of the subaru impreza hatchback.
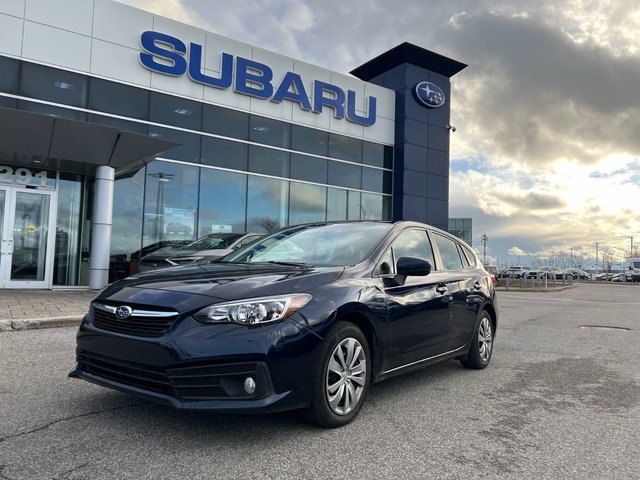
[70,221,497,427]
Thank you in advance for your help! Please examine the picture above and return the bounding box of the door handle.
[436,285,448,294]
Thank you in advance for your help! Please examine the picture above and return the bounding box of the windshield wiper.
[263,261,310,267]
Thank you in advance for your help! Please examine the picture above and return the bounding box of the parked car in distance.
[562,269,589,280]
[503,266,529,278]
[109,240,192,281]
[139,232,262,271]
[626,258,640,282]
[70,221,498,428]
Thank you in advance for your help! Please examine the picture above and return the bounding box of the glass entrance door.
[0,187,56,288]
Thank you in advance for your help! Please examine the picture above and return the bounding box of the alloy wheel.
[325,337,367,415]
[478,316,493,363]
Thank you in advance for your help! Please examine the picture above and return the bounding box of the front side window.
[391,229,435,269]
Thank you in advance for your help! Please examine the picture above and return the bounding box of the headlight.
[194,294,312,325]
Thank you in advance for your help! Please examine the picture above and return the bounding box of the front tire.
[461,311,494,369]
[308,322,370,428]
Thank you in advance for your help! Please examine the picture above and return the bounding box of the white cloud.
[116,0,206,28]
[117,0,640,264]
[508,247,527,257]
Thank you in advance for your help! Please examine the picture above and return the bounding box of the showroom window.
[246,176,289,233]
[89,78,149,120]
[201,136,248,170]
[203,104,249,140]
[143,161,199,246]
[289,183,327,225]
[249,115,291,148]
[362,168,392,194]
[20,63,88,108]
[198,169,247,236]
[363,142,393,169]
[328,161,361,189]
[148,127,201,163]
[329,133,362,163]
[290,153,328,184]
[149,92,202,130]
[248,145,290,177]
[361,193,388,220]
[0,56,19,95]
[291,125,328,156]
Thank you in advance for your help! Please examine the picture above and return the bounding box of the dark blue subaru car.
[70,221,497,427]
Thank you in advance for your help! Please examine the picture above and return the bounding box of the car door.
[430,232,482,350]
[380,228,452,370]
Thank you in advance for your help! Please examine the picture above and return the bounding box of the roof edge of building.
[351,42,467,81]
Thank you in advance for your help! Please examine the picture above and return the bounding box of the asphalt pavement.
[0,283,639,479]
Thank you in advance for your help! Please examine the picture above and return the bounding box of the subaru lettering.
[139,31,377,126]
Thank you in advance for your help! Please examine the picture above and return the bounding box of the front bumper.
[70,310,323,414]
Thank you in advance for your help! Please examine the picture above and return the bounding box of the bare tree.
[601,248,614,274]
[260,216,280,233]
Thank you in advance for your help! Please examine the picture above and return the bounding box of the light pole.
[148,172,174,240]
[481,234,488,266]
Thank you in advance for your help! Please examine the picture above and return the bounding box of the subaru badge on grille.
[115,306,133,320]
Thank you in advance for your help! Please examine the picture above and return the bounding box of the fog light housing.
[244,377,256,395]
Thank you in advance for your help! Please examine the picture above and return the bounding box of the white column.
[89,166,115,289]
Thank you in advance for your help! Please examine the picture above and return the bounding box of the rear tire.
[307,322,370,428]
[461,311,494,369]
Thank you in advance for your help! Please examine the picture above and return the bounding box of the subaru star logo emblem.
[414,81,446,109]
[115,306,133,320]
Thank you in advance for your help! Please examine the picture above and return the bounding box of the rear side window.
[462,245,477,266]
[432,233,464,270]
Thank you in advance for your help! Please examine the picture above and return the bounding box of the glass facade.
[448,218,473,246]
[0,57,393,284]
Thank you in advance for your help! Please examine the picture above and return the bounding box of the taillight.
[490,274,497,285]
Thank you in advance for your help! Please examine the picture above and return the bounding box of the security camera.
[446,124,457,132]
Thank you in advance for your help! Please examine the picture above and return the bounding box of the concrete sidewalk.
[0,289,96,332]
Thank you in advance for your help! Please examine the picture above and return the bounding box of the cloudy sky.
[119,0,640,268]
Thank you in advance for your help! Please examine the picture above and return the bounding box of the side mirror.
[396,256,432,277]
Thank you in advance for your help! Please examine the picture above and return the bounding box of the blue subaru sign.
[139,31,377,126]
[414,81,445,109]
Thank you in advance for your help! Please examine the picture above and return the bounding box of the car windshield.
[185,234,243,250]
[223,223,393,266]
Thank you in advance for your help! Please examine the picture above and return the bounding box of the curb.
[0,316,83,332]
[496,285,576,292]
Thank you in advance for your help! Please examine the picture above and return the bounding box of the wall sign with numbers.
[0,165,57,189]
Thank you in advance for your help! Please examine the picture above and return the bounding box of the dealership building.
[0,0,466,289]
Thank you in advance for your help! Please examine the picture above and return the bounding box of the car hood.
[97,262,345,309]
[141,248,199,261]
[174,248,232,258]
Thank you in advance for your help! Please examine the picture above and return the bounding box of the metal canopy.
[0,106,178,176]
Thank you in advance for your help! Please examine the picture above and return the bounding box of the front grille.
[77,354,269,400]
[92,304,179,337]
[78,354,172,395]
